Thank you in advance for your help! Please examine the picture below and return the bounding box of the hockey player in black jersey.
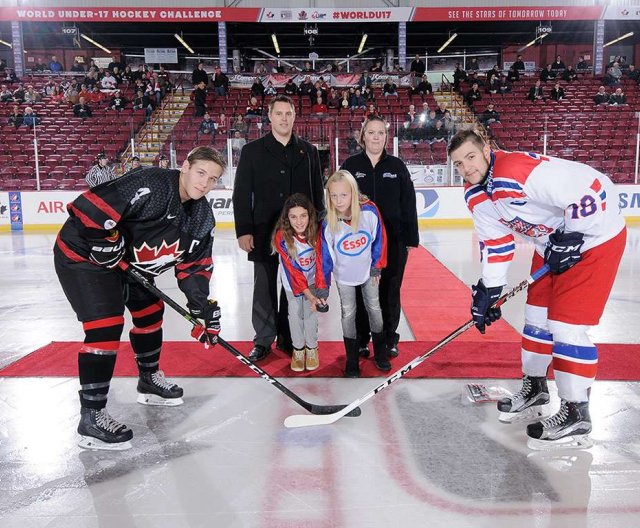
[54,146,225,450]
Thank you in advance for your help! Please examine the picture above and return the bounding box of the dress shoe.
[388,345,399,358]
[248,344,271,362]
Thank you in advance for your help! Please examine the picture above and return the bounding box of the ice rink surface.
[0,226,639,528]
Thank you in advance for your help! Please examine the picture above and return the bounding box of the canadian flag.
[132,240,184,276]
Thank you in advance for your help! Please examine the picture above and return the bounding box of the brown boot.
[305,346,319,371]
[290,348,305,372]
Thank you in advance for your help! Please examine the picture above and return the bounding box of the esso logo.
[297,247,315,272]
[337,231,372,257]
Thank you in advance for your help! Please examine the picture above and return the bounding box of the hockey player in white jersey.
[448,129,626,450]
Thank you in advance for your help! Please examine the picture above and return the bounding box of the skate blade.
[137,393,184,406]
[78,436,132,451]
[527,434,593,451]
[499,406,549,424]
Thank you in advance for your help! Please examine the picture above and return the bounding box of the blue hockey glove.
[190,300,221,348]
[544,229,584,274]
[471,279,503,334]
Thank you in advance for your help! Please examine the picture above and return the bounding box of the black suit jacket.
[232,132,324,262]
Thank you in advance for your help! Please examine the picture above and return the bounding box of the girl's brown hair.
[271,193,319,258]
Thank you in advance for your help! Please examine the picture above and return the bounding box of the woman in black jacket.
[341,116,419,359]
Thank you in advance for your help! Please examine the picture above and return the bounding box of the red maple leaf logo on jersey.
[132,240,184,276]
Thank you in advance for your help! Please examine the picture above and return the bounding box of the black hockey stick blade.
[119,262,360,418]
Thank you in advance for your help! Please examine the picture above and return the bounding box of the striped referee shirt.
[85,164,117,188]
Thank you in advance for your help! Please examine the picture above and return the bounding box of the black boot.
[343,337,360,378]
[372,332,391,372]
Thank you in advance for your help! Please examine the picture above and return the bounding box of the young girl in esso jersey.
[272,193,330,372]
[323,170,389,377]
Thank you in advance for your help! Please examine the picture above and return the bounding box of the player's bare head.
[447,127,487,158]
[186,146,227,173]
[448,127,492,185]
[179,147,226,201]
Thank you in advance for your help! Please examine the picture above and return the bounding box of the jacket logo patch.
[354,171,367,179]
[337,230,372,257]
[499,216,554,238]
[382,172,397,179]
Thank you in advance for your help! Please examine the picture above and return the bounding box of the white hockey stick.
[284,264,550,428]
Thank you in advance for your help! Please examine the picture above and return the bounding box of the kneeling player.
[54,146,225,450]
[448,129,626,450]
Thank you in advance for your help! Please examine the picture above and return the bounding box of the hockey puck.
[316,303,329,313]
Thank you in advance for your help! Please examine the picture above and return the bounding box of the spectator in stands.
[24,85,41,104]
[413,74,433,97]
[453,63,468,91]
[70,60,85,73]
[347,130,362,155]
[425,109,438,130]
[604,62,622,86]
[410,54,426,78]
[264,80,277,97]
[625,64,639,82]
[284,78,297,97]
[298,76,314,99]
[349,88,366,110]
[498,74,512,95]
[527,80,545,101]
[361,85,374,103]
[358,71,373,89]
[301,61,314,73]
[486,75,500,95]
[101,70,118,91]
[550,82,566,102]
[609,87,627,106]
[311,81,326,104]
[49,55,63,72]
[216,113,228,136]
[551,55,566,73]
[230,130,247,156]
[83,71,98,90]
[85,153,117,187]
[157,154,169,169]
[21,107,39,127]
[0,84,14,102]
[230,114,247,137]
[507,66,520,83]
[250,77,265,100]
[64,79,80,105]
[339,90,350,112]
[194,80,207,117]
[129,156,143,173]
[404,103,417,126]
[131,64,145,82]
[133,89,153,119]
[255,63,268,75]
[370,60,383,72]
[562,65,578,82]
[435,101,448,119]
[88,85,104,105]
[512,55,525,71]
[479,103,500,127]
[419,101,430,121]
[111,66,123,86]
[442,110,456,136]
[465,82,482,107]
[73,97,93,119]
[109,90,127,111]
[7,105,22,127]
[428,120,448,143]
[212,66,229,98]
[382,77,398,98]
[43,77,56,97]
[468,71,484,87]
[487,65,502,85]
[192,61,209,87]
[245,96,263,119]
[365,103,381,120]
[12,84,25,103]
[311,96,328,117]
[3,68,18,83]
[467,57,480,73]
[33,57,47,72]
[327,87,340,109]
[540,64,556,83]
[199,112,217,135]
[593,86,609,105]
[576,56,589,71]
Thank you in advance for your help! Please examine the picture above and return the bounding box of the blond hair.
[324,170,367,234]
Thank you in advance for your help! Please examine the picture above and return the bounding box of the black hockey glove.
[88,232,125,269]
[471,279,503,334]
[544,229,584,274]
[190,300,221,349]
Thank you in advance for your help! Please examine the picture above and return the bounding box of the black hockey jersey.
[54,167,215,310]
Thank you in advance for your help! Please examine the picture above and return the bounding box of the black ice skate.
[77,407,133,451]
[527,400,593,450]
[137,370,184,406]
[497,375,550,424]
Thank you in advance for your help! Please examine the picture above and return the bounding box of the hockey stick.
[284,264,550,428]
[119,262,361,417]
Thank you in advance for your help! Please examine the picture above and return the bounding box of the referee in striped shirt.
[85,153,117,188]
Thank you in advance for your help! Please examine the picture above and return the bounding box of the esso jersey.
[322,200,387,286]
[465,151,626,288]
[273,229,330,295]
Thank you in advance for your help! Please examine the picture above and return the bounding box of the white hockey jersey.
[465,150,626,288]
[322,200,387,286]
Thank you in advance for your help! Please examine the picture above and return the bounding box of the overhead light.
[358,34,368,54]
[437,33,458,53]
[81,34,111,54]
[518,32,549,52]
[0,39,12,48]
[174,33,194,54]
[603,31,634,48]
[271,34,280,54]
